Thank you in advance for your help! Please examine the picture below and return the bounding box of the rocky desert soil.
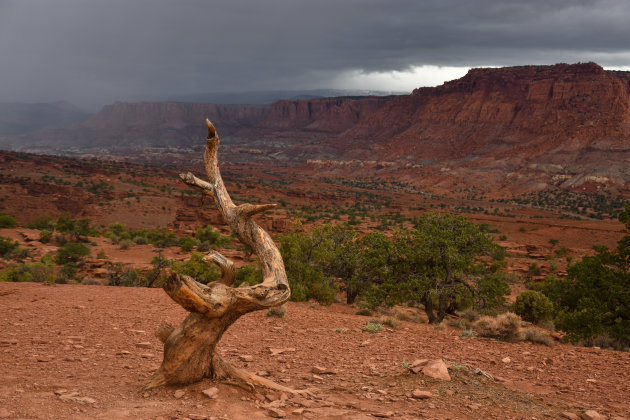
[1,282,629,420]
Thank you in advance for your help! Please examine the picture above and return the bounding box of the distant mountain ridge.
[0,101,90,136]
[3,63,630,194]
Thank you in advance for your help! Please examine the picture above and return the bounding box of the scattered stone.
[292,397,314,408]
[561,413,580,420]
[173,389,186,399]
[312,366,334,374]
[292,408,305,415]
[269,347,296,356]
[421,359,451,381]
[467,403,481,410]
[188,414,208,420]
[586,379,597,383]
[58,392,96,404]
[256,371,270,377]
[372,411,394,418]
[445,390,455,396]
[116,350,131,356]
[312,374,324,381]
[135,342,152,349]
[582,410,607,420]
[37,356,53,362]
[412,390,435,399]
[54,389,68,396]
[267,408,286,418]
[501,357,511,364]
[359,340,370,347]
[0,408,10,419]
[0,339,18,346]
[140,353,153,358]
[202,387,219,399]
[239,355,254,362]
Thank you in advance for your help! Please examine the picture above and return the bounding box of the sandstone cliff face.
[260,96,395,132]
[341,63,630,160]
[329,63,630,191]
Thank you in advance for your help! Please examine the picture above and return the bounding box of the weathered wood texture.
[144,120,293,392]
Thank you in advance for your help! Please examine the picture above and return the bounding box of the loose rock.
[582,410,607,420]
[202,387,219,399]
[267,408,286,418]
[412,389,435,399]
[421,359,451,381]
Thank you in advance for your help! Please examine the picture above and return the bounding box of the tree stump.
[143,120,297,393]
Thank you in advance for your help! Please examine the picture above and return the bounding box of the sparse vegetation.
[266,305,286,318]
[473,313,522,342]
[0,213,17,228]
[513,290,554,324]
[522,328,554,346]
[362,320,384,333]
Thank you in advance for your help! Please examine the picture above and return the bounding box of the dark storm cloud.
[1,0,629,108]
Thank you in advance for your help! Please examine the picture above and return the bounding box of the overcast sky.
[1,0,630,110]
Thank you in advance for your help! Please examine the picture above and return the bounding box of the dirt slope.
[1,282,629,419]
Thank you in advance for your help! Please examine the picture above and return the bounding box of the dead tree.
[144,120,296,393]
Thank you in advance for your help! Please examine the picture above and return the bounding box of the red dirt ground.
[1,282,629,420]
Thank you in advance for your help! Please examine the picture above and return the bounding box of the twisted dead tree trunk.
[144,120,296,393]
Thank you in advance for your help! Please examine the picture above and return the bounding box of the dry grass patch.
[473,313,522,342]
[522,328,553,347]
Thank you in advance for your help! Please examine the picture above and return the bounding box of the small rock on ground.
[422,359,451,381]
[202,387,219,399]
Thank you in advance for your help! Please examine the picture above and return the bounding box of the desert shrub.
[473,313,522,342]
[27,214,55,230]
[446,317,468,330]
[119,239,134,250]
[55,242,90,265]
[433,321,447,330]
[459,329,475,338]
[108,222,126,235]
[133,236,148,245]
[476,272,511,309]
[96,250,108,259]
[580,334,629,352]
[146,228,178,247]
[513,291,554,324]
[55,213,99,240]
[195,225,232,248]
[106,233,119,244]
[0,213,17,228]
[196,241,212,252]
[106,263,143,286]
[144,255,171,287]
[379,316,399,329]
[522,328,554,347]
[362,321,384,333]
[266,305,286,318]
[278,224,341,305]
[234,263,263,287]
[355,308,373,316]
[178,237,199,252]
[171,252,220,284]
[0,261,56,283]
[528,262,542,277]
[0,236,19,258]
[82,278,102,286]
[39,230,53,243]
